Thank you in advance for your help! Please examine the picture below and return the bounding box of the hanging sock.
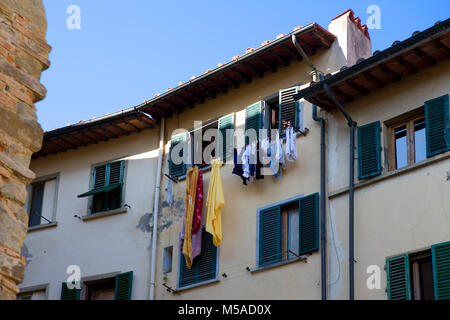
[206,158,225,247]
[182,166,199,269]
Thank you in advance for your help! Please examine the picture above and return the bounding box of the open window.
[61,271,133,300]
[258,193,319,268]
[77,160,125,214]
[27,175,58,228]
[386,241,450,300]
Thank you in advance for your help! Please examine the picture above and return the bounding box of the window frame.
[177,227,220,290]
[86,159,127,215]
[188,118,220,170]
[256,193,305,268]
[261,85,304,140]
[388,113,426,171]
[26,173,60,228]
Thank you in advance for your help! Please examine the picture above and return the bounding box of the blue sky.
[38,0,450,131]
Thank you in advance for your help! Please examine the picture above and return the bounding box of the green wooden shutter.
[245,102,263,145]
[386,254,411,300]
[93,164,107,188]
[431,241,450,300]
[425,94,450,157]
[279,86,300,137]
[179,228,218,288]
[60,282,81,300]
[218,113,234,160]
[299,193,319,255]
[258,206,281,267]
[169,133,187,178]
[114,271,133,300]
[358,121,382,179]
[108,161,124,185]
[197,230,218,282]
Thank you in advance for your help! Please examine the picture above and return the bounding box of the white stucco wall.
[20,128,161,300]
[326,59,450,299]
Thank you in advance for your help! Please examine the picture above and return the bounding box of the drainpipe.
[321,84,356,300]
[136,108,165,300]
[292,34,356,300]
[312,105,326,300]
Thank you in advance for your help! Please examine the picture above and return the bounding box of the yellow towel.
[206,158,225,246]
[182,166,199,268]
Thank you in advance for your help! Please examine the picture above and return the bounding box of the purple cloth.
[180,220,202,262]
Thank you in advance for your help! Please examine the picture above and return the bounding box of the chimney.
[328,9,372,67]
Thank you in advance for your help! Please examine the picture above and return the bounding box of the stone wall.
[0,0,50,299]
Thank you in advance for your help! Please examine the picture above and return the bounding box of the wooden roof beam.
[230,67,252,83]
[396,56,418,74]
[379,63,401,81]
[220,73,240,89]
[346,79,369,95]
[266,51,290,67]
[414,48,437,65]
[363,71,385,88]
[243,61,264,78]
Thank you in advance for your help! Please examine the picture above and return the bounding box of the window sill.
[249,256,308,274]
[173,278,220,294]
[329,150,450,199]
[27,222,57,233]
[81,207,128,222]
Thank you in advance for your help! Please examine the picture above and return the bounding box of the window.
[258,193,319,267]
[179,228,218,288]
[190,120,218,168]
[410,251,434,300]
[77,160,125,214]
[386,241,450,300]
[169,117,232,178]
[388,114,426,171]
[17,289,47,300]
[84,278,116,300]
[61,271,133,300]
[27,175,58,228]
[262,86,302,140]
[163,246,173,274]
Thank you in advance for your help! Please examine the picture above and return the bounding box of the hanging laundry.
[206,158,225,247]
[255,147,264,180]
[278,133,286,171]
[241,144,251,179]
[285,126,298,162]
[165,179,173,207]
[182,166,199,269]
[192,170,203,233]
[232,148,248,185]
[180,219,202,263]
[260,137,270,166]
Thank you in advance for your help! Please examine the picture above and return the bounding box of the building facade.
[18,10,450,300]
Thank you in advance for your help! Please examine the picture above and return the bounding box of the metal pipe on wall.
[312,105,327,300]
[149,116,165,300]
[322,83,356,300]
[292,33,356,300]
